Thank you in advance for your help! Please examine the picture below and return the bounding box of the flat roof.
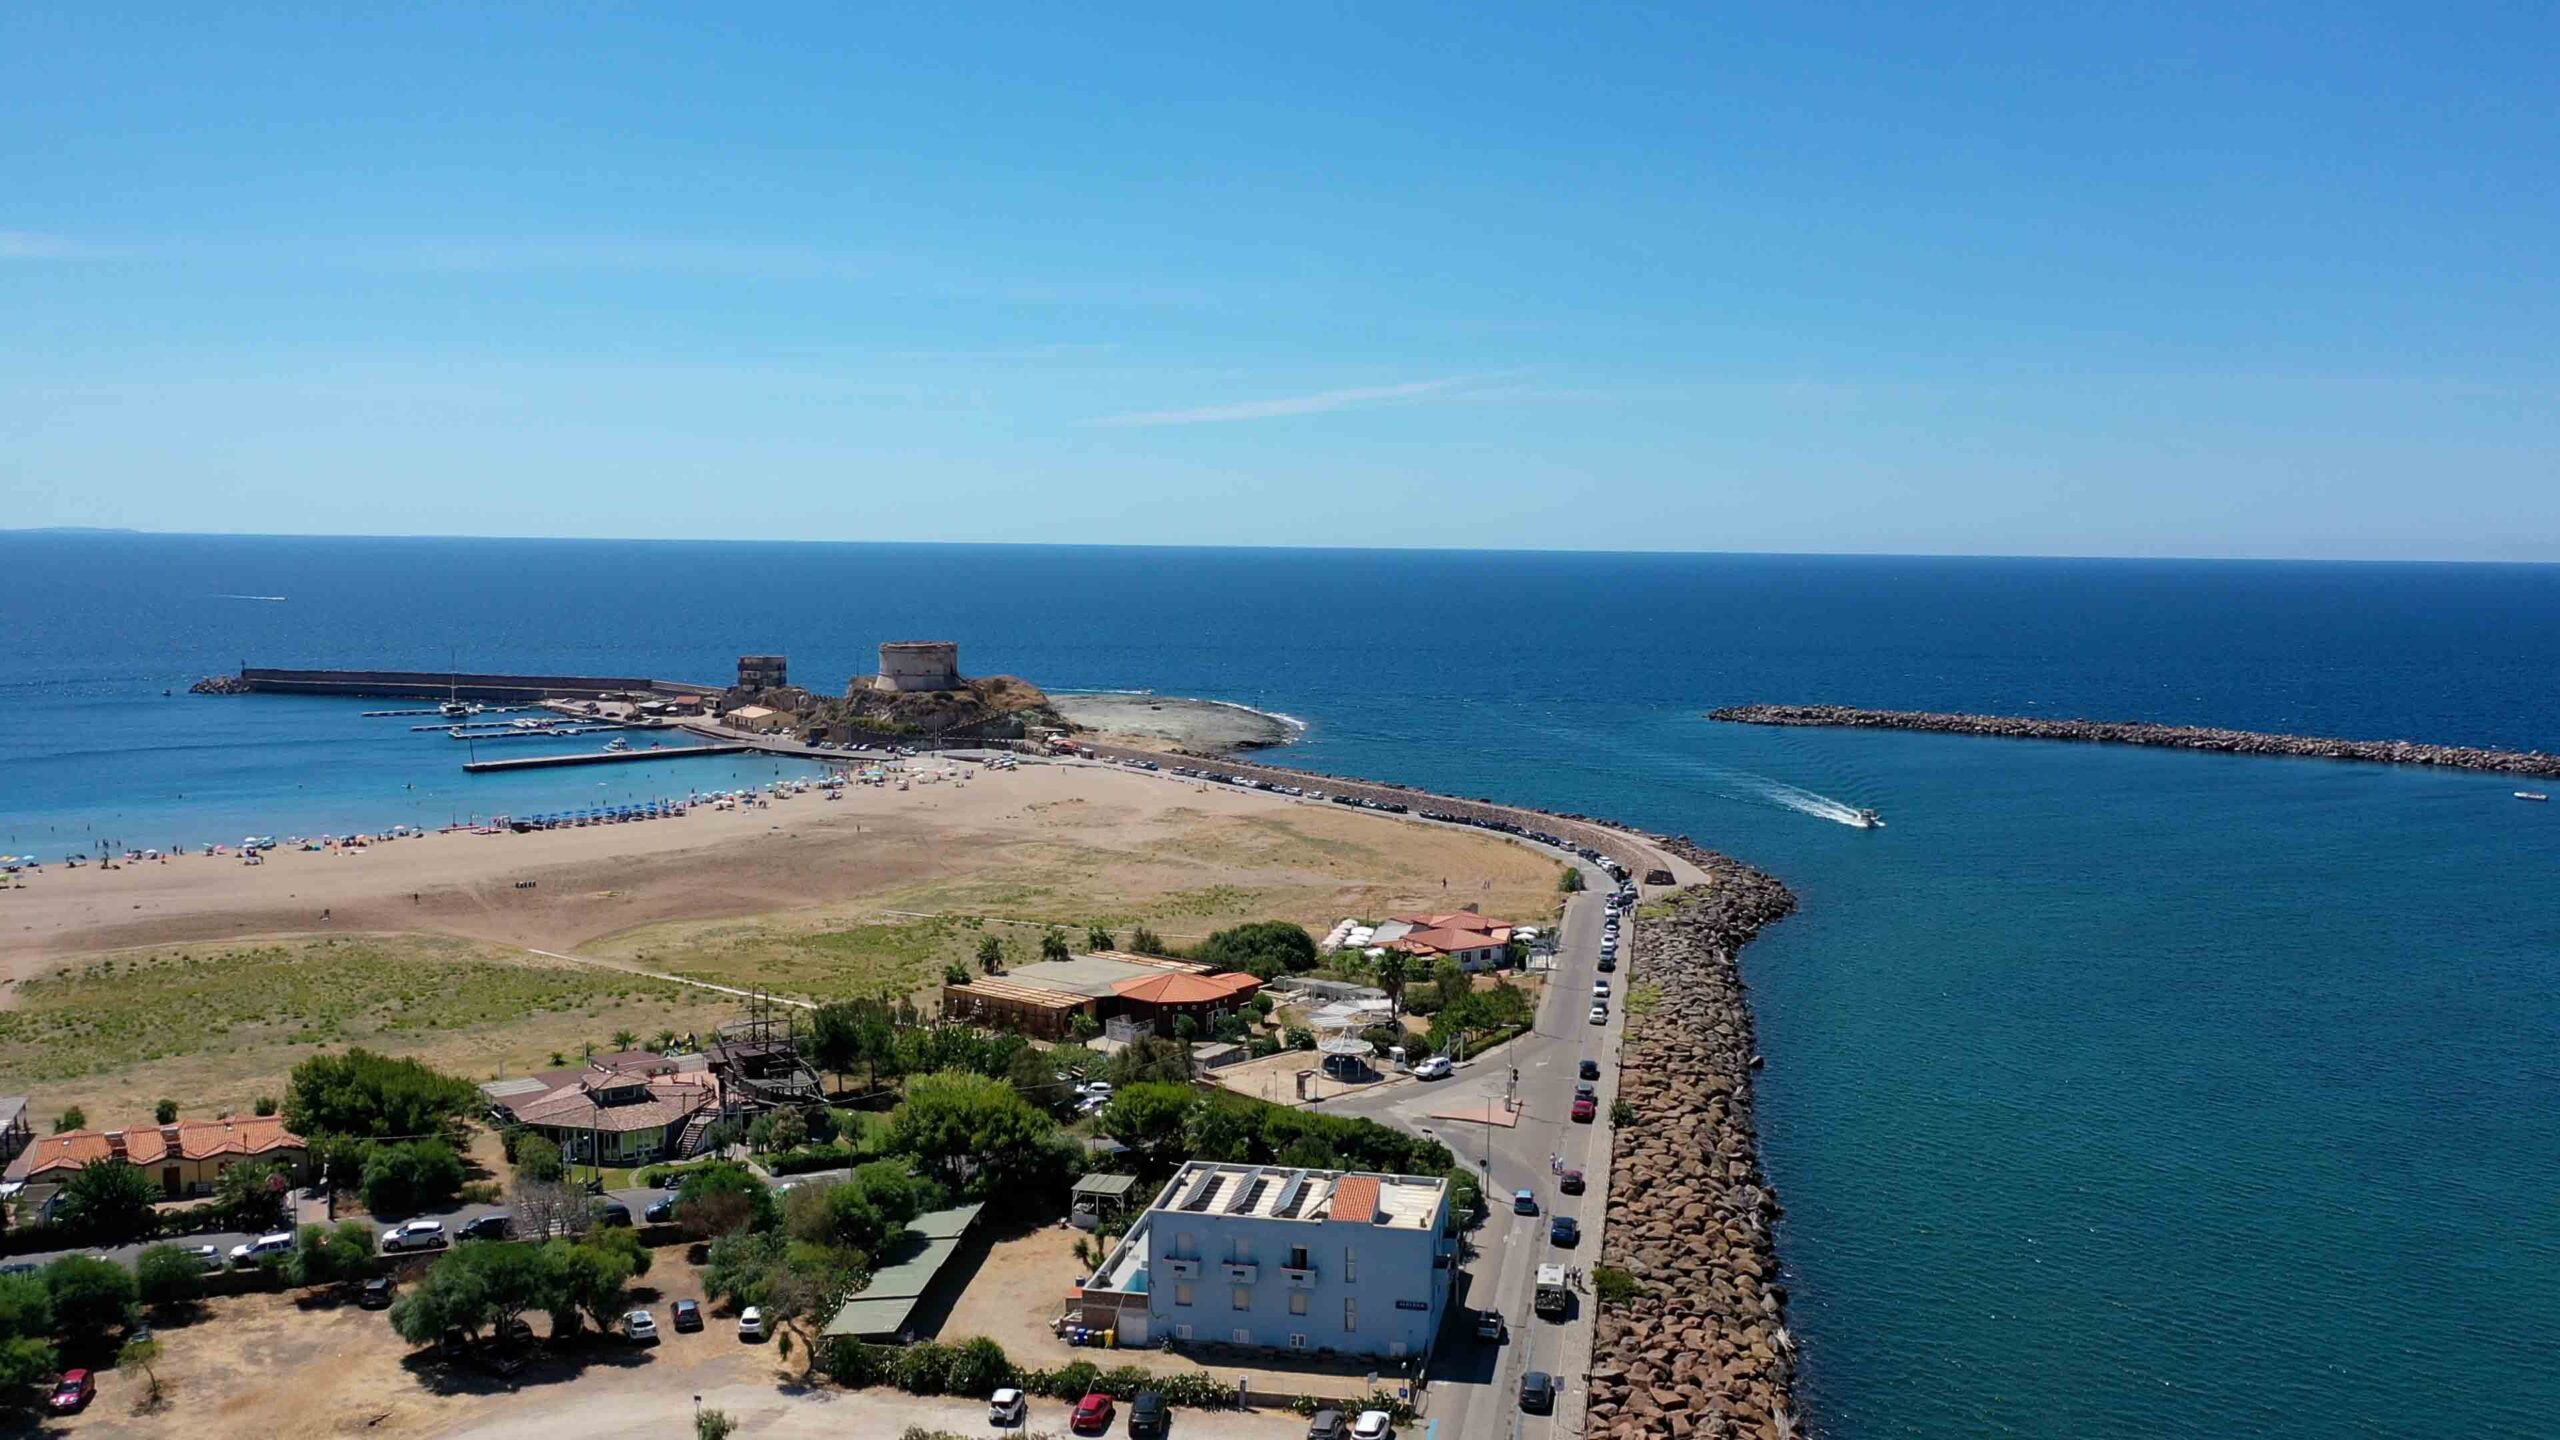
[1149,1161,1445,1231]
[1002,954,1165,998]
[1072,1172,1142,1198]
[819,1202,986,1338]
[950,976,1090,1010]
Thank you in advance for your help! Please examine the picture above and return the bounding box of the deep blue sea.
[6,533,2558,1436]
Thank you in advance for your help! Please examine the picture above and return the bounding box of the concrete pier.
[462,743,747,773]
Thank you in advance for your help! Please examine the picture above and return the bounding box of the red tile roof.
[1328,1175,1380,1224]
[1110,971,1263,1006]
[7,1116,304,1181]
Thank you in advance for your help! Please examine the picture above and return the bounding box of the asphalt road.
[8,1168,857,1274]
[1315,852,1646,1440]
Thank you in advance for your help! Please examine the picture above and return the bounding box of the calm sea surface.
[5,533,2558,1436]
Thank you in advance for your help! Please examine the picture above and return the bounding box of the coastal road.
[1314,854,1643,1440]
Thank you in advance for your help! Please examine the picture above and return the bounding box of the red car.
[1570,1095,1596,1122]
[1072,1392,1116,1433]
[49,1370,95,1413]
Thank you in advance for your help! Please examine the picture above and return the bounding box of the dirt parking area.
[33,1246,766,1440]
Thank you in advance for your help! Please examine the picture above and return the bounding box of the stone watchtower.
[736,654,788,692]
[874,641,961,693]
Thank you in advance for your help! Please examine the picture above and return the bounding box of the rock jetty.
[1586,844,1800,1440]
[1712,703,2560,780]
[187,674,253,695]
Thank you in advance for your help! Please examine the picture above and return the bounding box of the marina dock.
[462,743,748,773]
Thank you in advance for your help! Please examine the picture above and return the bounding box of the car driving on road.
[380,1218,448,1252]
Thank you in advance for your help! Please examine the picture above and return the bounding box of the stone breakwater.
[1586,844,1801,1440]
[1711,703,2560,780]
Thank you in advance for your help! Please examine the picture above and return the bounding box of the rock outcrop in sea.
[187,674,253,694]
[1585,843,1800,1440]
[1710,703,2560,779]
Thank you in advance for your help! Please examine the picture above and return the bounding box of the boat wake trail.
[1728,772,1871,826]
[214,594,288,602]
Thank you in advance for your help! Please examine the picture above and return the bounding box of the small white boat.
[1852,808,1884,829]
[604,737,631,753]
[2517,791,2550,803]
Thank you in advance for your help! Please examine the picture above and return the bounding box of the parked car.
[381,1218,449,1252]
[989,1386,1028,1426]
[1071,1391,1115,1433]
[1571,1095,1596,1123]
[644,1197,676,1224]
[624,1308,658,1343]
[1410,1055,1452,1081]
[737,1306,766,1341]
[1350,1411,1395,1440]
[1513,1187,1538,1215]
[230,1231,294,1266]
[360,1276,395,1309]
[1551,1215,1581,1247]
[1589,1003,1608,1025]
[459,1212,511,1240]
[1579,1058,1602,1081]
[183,1243,226,1271]
[1305,1408,1348,1440]
[593,1199,632,1227]
[1592,980,1611,998]
[1475,1307,1504,1341]
[1559,1167,1586,1195]
[672,1298,703,1332]
[1597,955,1616,973]
[1129,1390,1170,1437]
[48,1370,95,1413]
[1520,1369,1556,1413]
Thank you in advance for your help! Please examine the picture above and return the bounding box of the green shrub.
[1045,1358,1101,1399]
[890,1340,955,1394]
[944,1334,1014,1396]
[1592,1264,1640,1304]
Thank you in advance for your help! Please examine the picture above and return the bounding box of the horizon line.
[4,526,2556,567]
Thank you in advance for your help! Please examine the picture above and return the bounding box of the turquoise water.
[4,534,2557,1435]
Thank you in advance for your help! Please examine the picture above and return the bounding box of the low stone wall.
[1585,844,1800,1440]
[1712,703,2560,780]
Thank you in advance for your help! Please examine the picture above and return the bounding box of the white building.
[1077,1161,1454,1360]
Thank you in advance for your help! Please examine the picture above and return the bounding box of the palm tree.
[1375,952,1411,1016]
[612,1029,638,1051]
[652,1028,680,1052]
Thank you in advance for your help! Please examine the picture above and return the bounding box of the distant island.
[1711,703,2560,780]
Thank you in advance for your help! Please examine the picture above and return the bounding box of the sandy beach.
[0,756,1552,989]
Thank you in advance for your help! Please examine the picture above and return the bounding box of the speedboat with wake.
[2518,791,2550,803]
[1851,808,1884,828]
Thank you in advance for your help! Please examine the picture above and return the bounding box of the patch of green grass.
[0,936,691,1085]
[641,913,988,1002]
[1625,982,1664,1016]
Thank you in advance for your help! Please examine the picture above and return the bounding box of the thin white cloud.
[1088,376,1480,428]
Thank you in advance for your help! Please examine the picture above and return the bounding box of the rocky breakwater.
[1711,703,2560,780]
[1586,845,1800,1440]
[187,674,253,695]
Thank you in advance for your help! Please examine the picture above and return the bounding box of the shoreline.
[1048,691,1305,753]
[1583,842,1801,1440]
[1712,702,2560,779]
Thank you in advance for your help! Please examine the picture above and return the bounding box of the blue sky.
[4,4,2554,558]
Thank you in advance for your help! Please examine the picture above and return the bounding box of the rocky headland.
[1585,843,1801,1440]
[1712,703,2560,779]
[1049,692,1301,753]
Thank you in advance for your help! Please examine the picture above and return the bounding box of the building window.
[1343,1297,1357,1332]
[1174,1283,1193,1307]
[1231,1287,1251,1312]
[1232,1328,1253,1346]
[1174,1230,1195,1258]
[1289,1291,1308,1316]
[1289,1333,1309,1350]
[1343,1246,1358,1283]
[1287,1244,1310,1270]
[1232,1236,1255,1263]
